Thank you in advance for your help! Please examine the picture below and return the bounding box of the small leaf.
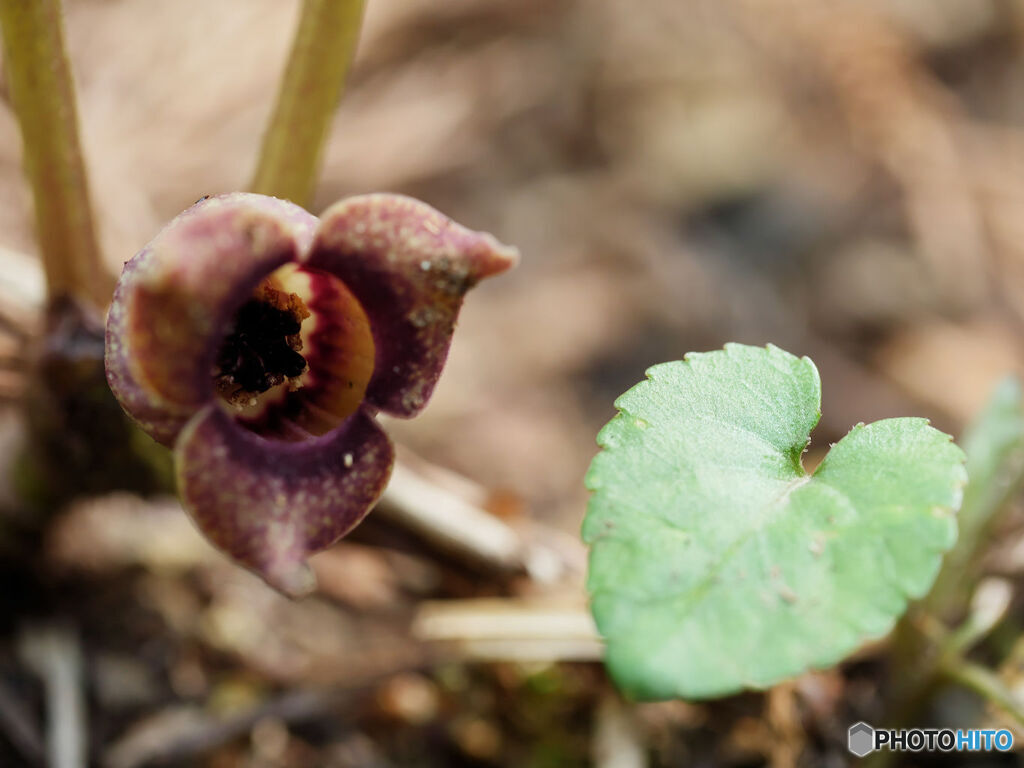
[928,376,1024,615]
[959,377,1024,536]
[584,343,966,700]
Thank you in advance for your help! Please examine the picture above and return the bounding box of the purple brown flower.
[105,192,517,594]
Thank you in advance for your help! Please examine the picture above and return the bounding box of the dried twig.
[0,677,45,766]
[18,623,87,768]
[380,453,584,584]
[378,461,526,573]
[593,693,647,768]
[104,687,362,768]
[412,597,603,662]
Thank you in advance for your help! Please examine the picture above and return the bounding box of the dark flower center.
[215,285,310,406]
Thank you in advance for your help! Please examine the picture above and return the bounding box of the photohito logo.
[847,722,1014,757]
[848,723,874,757]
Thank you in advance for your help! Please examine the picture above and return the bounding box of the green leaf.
[583,343,966,700]
[959,377,1024,539]
[928,376,1024,615]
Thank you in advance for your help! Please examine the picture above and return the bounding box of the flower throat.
[215,284,310,407]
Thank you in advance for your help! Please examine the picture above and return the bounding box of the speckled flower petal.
[105,193,317,444]
[175,404,394,595]
[306,194,519,417]
[105,250,196,445]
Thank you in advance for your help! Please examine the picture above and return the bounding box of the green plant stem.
[250,0,365,206]
[0,0,109,309]
[869,614,1023,768]
[939,656,1024,729]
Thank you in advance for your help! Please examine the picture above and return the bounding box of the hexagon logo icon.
[848,722,875,757]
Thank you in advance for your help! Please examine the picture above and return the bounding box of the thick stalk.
[0,0,109,309]
[250,0,365,206]
[0,0,167,513]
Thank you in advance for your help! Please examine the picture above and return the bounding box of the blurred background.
[1,0,1024,765]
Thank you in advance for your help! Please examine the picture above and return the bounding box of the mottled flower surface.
[106,192,517,594]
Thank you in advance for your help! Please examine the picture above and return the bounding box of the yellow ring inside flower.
[213,263,376,440]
